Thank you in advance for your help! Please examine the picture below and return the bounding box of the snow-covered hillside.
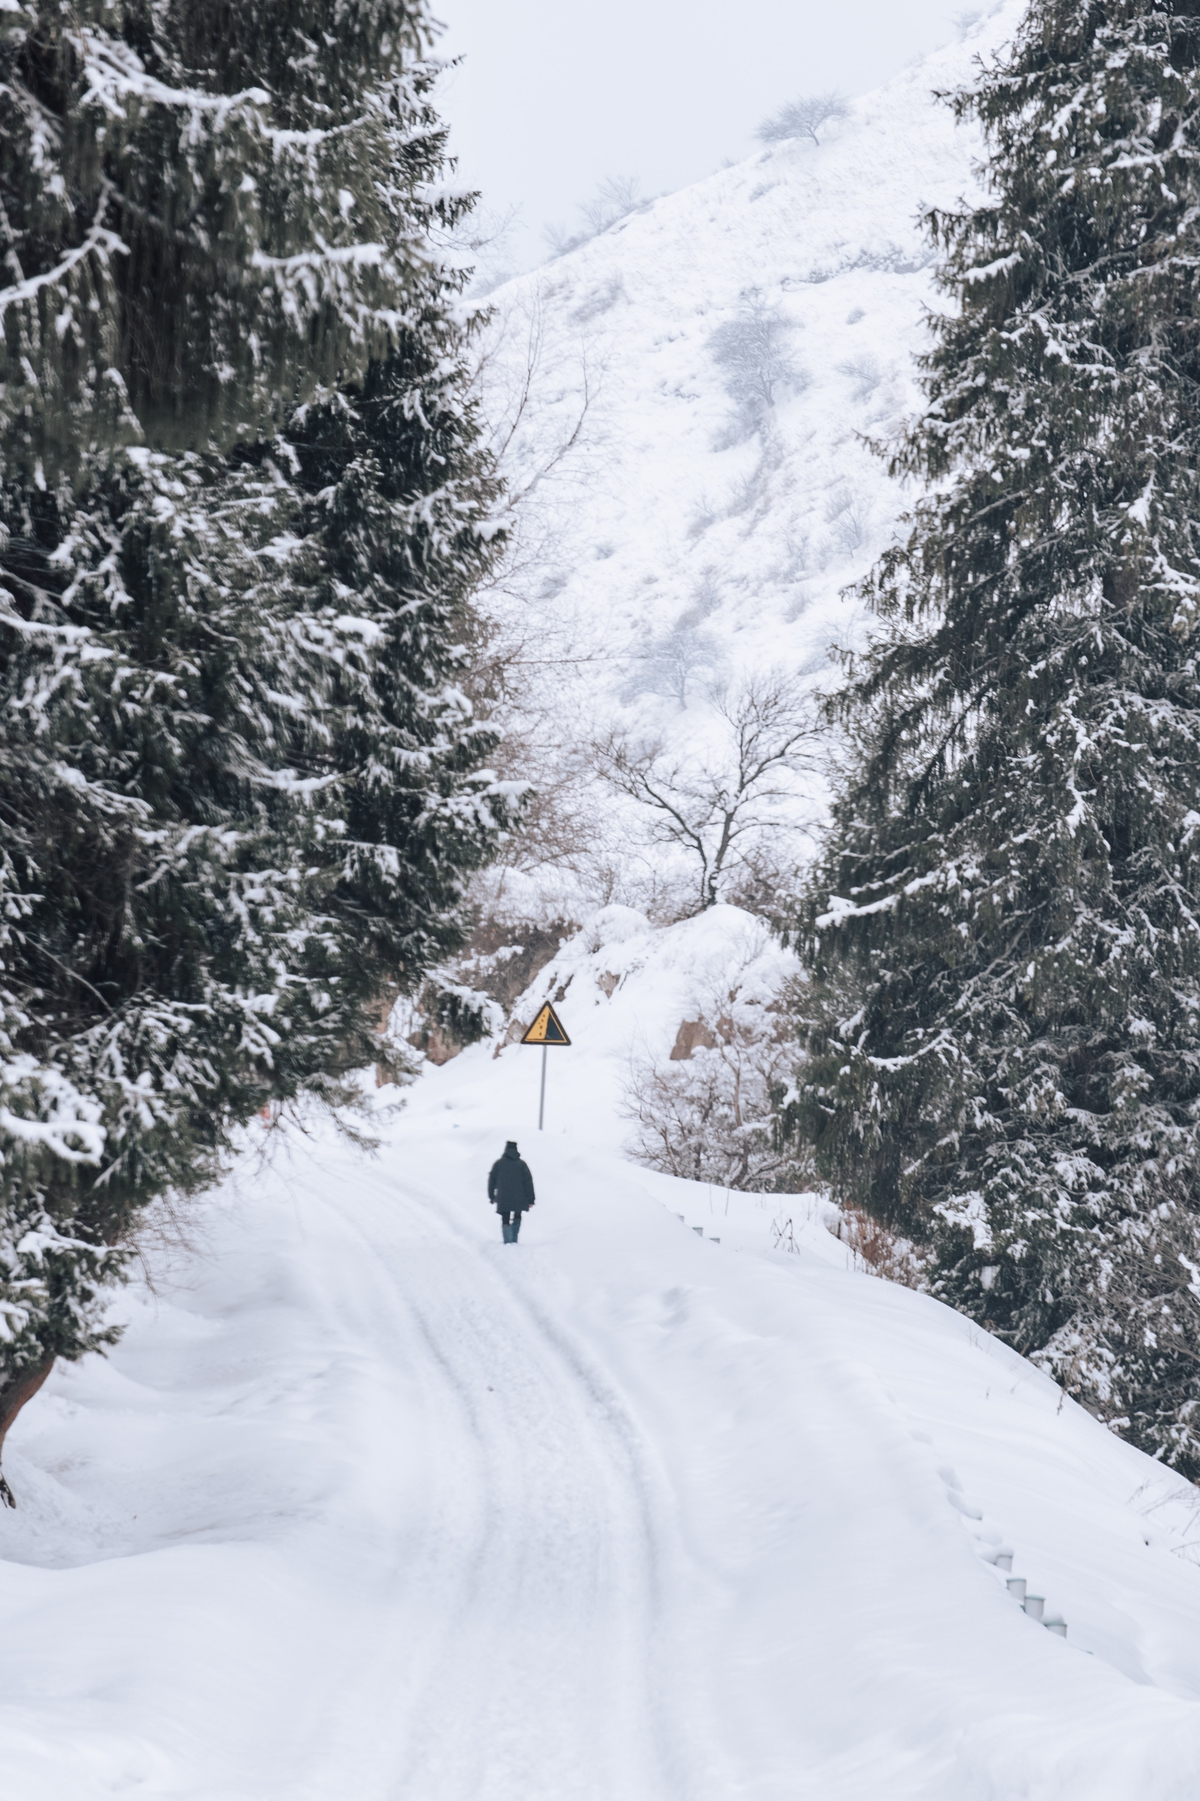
[6,904,1200,1799]
[484,3,1022,728]
[470,3,1029,919]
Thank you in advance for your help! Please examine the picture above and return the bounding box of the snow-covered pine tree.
[274,336,514,1016]
[784,0,1200,1472]
[0,0,433,478]
[0,4,511,1498]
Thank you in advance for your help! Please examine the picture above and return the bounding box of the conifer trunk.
[0,1357,56,1508]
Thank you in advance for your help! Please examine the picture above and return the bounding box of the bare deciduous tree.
[442,202,523,297]
[454,285,615,906]
[544,175,647,258]
[621,621,724,711]
[477,287,597,521]
[755,92,849,147]
[581,174,645,235]
[593,672,818,914]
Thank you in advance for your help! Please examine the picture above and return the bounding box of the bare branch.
[591,671,819,914]
[754,92,849,148]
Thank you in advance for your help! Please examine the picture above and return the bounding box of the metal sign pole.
[519,1001,570,1134]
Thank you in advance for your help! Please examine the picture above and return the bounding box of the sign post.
[520,1001,572,1130]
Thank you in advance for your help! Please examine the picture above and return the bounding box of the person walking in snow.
[488,1141,535,1243]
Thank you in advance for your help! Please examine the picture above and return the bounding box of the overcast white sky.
[434,0,971,267]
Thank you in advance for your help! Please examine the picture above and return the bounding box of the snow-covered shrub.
[688,566,724,618]
[709,291,807,439]
[755,93,849,147]
[832,1206,927,1289]
[824,485,871,554]
[837,355,884,402]
[544,177,647,259]
[621,622,725,710]
[580,176,645,237]
[723,458,771,519]
[573,277,626,324]
[451,204,524,299]
[623,986,808,1192]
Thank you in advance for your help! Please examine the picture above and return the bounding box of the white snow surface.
[6,903,1200,1800]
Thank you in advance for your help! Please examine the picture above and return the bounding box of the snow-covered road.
[8,981,1200,1799]
[342,1178,712,1801]
[1,1107,727,1801]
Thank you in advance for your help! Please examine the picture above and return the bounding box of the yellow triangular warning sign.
[521,1001,571,1046]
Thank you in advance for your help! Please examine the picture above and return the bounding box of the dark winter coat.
[488,1143,535,1213]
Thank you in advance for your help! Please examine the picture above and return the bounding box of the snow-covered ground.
[6,905,1200,1800]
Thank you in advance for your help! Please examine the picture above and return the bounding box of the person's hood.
[503,1141,520,1157]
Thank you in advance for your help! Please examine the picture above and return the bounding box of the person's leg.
[511,1212,522,1242]
[501,1213,514,1243]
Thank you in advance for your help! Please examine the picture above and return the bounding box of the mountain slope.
[484,4,1025,725]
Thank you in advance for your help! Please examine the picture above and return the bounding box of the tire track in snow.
[393,1212,712,1800]
[318,1176,718,1801]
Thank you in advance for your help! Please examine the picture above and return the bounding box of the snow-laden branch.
[74,28,376,153]
[0,217,126,319]
[75,28,270,122]
[0,1056,105,1164]
[249,242,388,274]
